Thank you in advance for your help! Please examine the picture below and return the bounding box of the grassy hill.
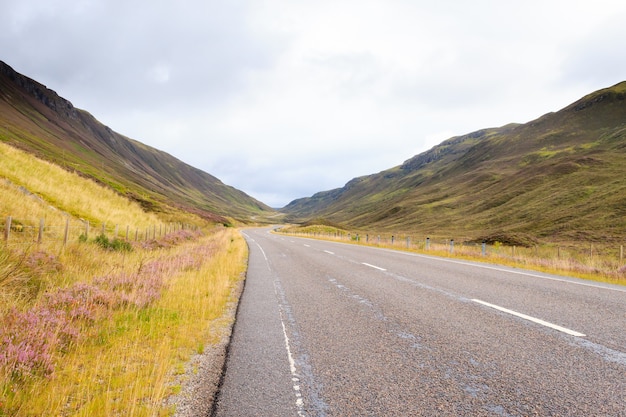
[0,136,248,415]
[0,60,273,224]
[0,60,275,412]
[282,81,626,246]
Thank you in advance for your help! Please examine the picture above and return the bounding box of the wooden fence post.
[38,218,44,244]
[4,216,11,243]
[63,218,69,246]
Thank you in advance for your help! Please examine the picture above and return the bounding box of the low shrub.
[93,234,133,252]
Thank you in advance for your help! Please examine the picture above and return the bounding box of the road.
[213,227,626,416]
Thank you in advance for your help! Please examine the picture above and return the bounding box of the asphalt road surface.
[212,227,626,416]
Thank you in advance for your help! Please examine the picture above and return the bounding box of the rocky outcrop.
[0,61,78,120]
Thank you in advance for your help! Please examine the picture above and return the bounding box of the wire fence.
[3,215,193,248]
[278,229,626,277]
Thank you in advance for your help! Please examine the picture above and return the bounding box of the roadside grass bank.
[276,225,626,286]
[0,141,164,230]
[0,227,247,416]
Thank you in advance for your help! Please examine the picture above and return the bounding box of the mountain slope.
[283,82,626,243]
[0,61,272,223]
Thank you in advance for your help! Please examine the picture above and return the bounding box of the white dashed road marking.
[472,299,586,337]
[362,262,386,271]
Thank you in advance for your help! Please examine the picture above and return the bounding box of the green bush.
[93,234,133,252]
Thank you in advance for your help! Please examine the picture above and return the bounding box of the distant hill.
[0,61,272,223]
[282,82,626,244]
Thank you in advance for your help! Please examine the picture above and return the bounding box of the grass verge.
[276,225,626,286]
[1,227,247,416]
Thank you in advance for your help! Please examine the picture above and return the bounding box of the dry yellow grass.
[277,227,626,285]
[1,141,249,415]
[0,141,161,231]
[3,228,247,416]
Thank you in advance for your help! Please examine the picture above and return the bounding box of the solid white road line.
[472,299,586,337]
[388,250,626,294]
[362,262,387,271]
[324,250,335,255]
[278,310,306,415]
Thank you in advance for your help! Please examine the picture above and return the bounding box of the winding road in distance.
[212,227,626,416]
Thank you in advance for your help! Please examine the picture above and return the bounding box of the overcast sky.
[2,1,626,207]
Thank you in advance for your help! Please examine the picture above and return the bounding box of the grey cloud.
[2,0,625,208]
[1,1,284,113]
[307,52,385,99]
[560,15,626,89]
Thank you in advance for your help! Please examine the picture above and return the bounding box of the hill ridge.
[0,60,272,222]
[282,81,626,244]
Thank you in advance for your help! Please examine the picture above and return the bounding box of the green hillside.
[282,82,626,245]
[0,133,249,415]
[0,61,273,224]
[0,61,258,415]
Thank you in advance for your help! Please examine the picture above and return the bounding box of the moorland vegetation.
[282,81,626,263]
[277,224,626,285]
[1,60,625,416]
[0,142,246,416]
[0,60,273,223]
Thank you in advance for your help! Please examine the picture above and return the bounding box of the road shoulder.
[164,274,246,416]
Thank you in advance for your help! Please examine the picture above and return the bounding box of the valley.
[1,60,625,415]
